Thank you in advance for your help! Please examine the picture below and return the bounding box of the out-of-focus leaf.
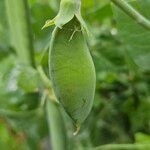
[30,2,54,52]
[0,121,25,150]
[0,55,40,111]
[135,132,150,144]
[17,66,40,93]
[123,96,150,132]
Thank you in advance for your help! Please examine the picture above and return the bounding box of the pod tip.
[73,124,81,136]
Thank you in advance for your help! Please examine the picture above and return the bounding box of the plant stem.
[5,0,35,66]
[37,66,52,90]
[37,66,57,102]
[92,144,150,150]
[46,98,68,150]
[0,108,41,118]
[111,0,150,30]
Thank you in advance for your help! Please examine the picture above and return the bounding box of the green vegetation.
[0,0,149,149]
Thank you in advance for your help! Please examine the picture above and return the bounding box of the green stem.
[111,0,150,30]
[37,66,52,90]
[46,98,68,150]
[37,66,57,102]
[92,144,150,150]
[5,0,35,66]
[0,108,41,118]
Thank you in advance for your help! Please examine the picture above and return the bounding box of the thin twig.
[111,0,150,30]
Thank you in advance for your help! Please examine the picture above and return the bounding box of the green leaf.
[0,56,40,111]
[42,0,89,34]
[17,66,40,93]
[42,0,77,29]
[135,132,150,144]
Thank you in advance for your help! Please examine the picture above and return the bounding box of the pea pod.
[49,17,96,129]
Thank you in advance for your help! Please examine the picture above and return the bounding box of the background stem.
[46,98,68,150]
[93,144,150,150]
[5,0,35,66]
[111,0,150,30]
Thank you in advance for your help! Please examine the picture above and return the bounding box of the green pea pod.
[46,99,68,150]
[49,17,96,131]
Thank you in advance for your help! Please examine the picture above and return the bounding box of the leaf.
[113,0,150,71]
[3,108,47,150]
[42,17,56,29]
[42,0,76,29]
[0,56,40,111]
[17,66,40,93]
[135,132,150,144]
[0,121,26,150]
[30,2,54,52]
[42,0,89,34]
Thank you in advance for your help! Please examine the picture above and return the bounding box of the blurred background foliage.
[0,0,150,149]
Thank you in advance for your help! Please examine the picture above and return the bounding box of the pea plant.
[0,0,150,149]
